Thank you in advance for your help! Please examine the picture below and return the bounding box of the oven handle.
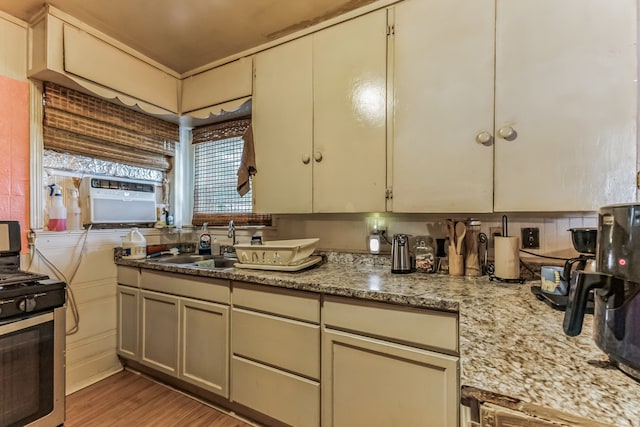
[0,311,53,335]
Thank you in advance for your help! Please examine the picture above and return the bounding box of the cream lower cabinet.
[179,297,229,396]
[116,285,139,360]
[140,289,180,376]
[322,297,459,427]
[136,271,231,398]
[117,266,140,361]
[231,282,321,427]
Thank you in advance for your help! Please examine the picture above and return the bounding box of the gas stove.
[0,221,66,322]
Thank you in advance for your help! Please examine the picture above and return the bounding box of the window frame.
[190,117,271,227]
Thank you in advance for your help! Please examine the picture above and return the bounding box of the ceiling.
[0,0,377,74]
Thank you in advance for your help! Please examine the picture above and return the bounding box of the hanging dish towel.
[237,122,256,196]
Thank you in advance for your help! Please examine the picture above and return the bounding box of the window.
[194,136,251,213]
[191,118,271,226]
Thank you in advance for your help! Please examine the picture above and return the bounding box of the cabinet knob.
[302,155,311,164]
[498,126,518,141]
[475,131,494,146]
[314,152,323,162]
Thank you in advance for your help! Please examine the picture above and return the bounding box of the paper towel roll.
[494,236,520,279]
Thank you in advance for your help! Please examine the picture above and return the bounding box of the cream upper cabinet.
[29,12,179,114]
[493,0,637,211]
[391,0,495,213]
[313,9,388,213]
[253,36,313,213]
[181,57,253,115]
[391,0,637,213]
[254,10,388,213]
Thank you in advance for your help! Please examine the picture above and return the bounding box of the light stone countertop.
[117,254,640,426]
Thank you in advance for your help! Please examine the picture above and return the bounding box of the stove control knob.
[18,297,37,313]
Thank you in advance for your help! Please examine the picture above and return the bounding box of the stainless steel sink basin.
[150,254,213,264]
[193,256,237,269]
[149,254,237,269]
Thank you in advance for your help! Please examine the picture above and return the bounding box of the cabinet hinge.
[385,188,393,200]
[637,172,640,189]
[387,24,395,36]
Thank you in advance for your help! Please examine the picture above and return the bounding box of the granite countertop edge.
[116,256,639,427]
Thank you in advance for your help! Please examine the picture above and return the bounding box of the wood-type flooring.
[65,370,256,427]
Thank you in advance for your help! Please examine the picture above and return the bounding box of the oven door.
[0,307,65,427]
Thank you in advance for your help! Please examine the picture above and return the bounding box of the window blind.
[42,82,179,172]
[192,118,271,226]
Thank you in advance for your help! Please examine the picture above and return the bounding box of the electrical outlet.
[521,227,540,249]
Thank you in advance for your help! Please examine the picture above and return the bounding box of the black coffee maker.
[564,204,640,380]
[562,228,597,283]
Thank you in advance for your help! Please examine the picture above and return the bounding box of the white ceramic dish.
[234,238,319,266]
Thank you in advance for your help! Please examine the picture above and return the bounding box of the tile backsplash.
[270,212,599,261]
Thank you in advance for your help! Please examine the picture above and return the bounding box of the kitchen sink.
[148,254,237,269]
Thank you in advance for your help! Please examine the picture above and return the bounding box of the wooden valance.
[43,82,179,172]
[192,117,251,144]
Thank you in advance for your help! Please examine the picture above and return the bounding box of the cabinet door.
[179,298,229,398]
[252,36,313,213]
[313,9,388,213]
[494,0,637,211]
[322,329,459,427]
[232,356,320,427]
[116,285,139,360]
[140,290,179,376]
[181,58,253,113]
[392,0,495,213]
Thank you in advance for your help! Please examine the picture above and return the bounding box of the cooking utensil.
[455,222,466,255]
[464,219,481,276]
[444,220,455,246]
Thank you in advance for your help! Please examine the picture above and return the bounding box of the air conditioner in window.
[79,177,157,225]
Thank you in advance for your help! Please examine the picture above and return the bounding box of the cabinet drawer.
[232,308,320,379]
[117,266,139,287]
[141,270,230,304]
[323,296,458,353]
[232,356,320,427]
[233,282,320,323]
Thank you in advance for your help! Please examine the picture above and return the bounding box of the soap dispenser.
[47,184,67,231]
[199,223,212,255]
[67,188,82,230]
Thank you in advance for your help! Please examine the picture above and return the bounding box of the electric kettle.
[391,234,415,274]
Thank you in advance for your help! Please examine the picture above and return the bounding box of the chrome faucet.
[228,220,236,245]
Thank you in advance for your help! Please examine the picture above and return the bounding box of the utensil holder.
[448,242,464,276]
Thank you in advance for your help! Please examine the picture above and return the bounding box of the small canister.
[415,236,436,273]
